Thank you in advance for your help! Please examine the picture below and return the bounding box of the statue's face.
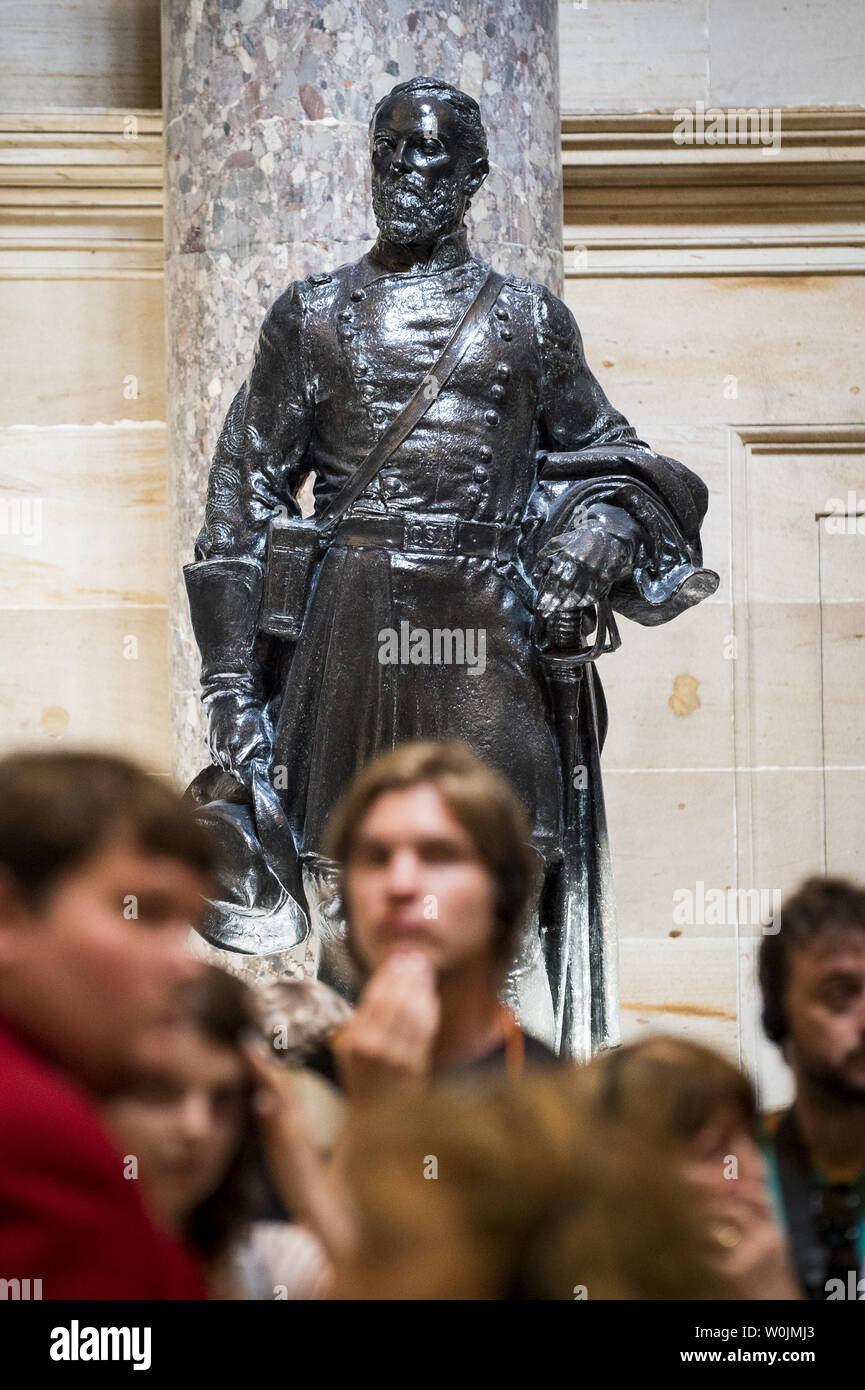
[370,92,486,246]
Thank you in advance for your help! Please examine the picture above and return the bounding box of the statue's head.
[368,77,489,247]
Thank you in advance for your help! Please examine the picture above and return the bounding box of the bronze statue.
[184,77,718,1058]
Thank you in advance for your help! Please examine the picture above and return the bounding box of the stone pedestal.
[189,929,315,986]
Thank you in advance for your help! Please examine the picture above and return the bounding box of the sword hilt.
[535,596,621,671]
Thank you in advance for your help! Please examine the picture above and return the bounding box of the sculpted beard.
[372,169,467,245]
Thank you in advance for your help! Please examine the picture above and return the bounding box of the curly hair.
[369,77,488,169]
[759,876,865,1045]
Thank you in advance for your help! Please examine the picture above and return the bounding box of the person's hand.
[691,1171,800,1300]
[204,689,270,785]
[242,1036,356,1261]
[331,951,441,1104]
[534,507,641,621]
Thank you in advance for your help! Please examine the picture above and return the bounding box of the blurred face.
[103,1026,246,1231]
[370,92,483,246]
[344,783,498,979]
[680,1103,766,1202]
[784,931,865,1099]
[677,1101,796,1302]
[0,840,207,1091]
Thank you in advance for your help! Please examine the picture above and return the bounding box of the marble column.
[162,0,563,977]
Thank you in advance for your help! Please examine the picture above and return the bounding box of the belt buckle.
[404,516,457,553]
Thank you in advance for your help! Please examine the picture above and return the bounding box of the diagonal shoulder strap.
[316,267,506,531]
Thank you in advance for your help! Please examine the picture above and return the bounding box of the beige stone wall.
[0,112,169,772]
[0,0,160,109]
[560,0,865,110]
[0,1,166,778]
[562,111,865,1104]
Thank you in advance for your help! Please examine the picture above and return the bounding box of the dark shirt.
[305,1027,560,1091]
[437,1031,560,1082]
[762,1106,865,1300]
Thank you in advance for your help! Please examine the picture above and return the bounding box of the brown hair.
[331,1067,730,1300]
[324,740,540,968]
[182,966,264,1262]
[759,876,865,1045]
[0,750,217,905]
[587,1036,757,1144]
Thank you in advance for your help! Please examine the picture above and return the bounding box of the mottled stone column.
[162,0,563,790]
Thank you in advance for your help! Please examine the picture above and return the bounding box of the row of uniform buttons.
[471,346,510,499]
[336,284,391,497]
[336,286,367,342]
[338,292,379,418]
[365,387,510,505]
[336,281,513,504]
[482,360,511,432]
[494,303,513,340]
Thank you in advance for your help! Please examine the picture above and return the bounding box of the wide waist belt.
[332,513,517,561]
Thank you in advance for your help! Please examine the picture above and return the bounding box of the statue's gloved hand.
[204,689,271,787]
[534,504,643,615]
[533,504,644,649]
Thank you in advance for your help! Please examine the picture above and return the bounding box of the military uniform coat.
[196,227,713,872]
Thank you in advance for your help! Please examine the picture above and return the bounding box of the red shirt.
[0,1017,207,1299]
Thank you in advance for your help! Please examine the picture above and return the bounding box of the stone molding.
[562,108,865,276]
[0,111,162,279]
[3,107,862,278]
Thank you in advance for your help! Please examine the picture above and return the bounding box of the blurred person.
[319,740,561,1102]
[103,965,261,1297]
[241,738,562,1274]
[103,967,334,1299]
[324,1067,735,1300]
[587,1036,799,1300]
[245,979,353,1290]
[0,751,214,1299]
[244,977,797,1300]
[759,877,865,1299]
